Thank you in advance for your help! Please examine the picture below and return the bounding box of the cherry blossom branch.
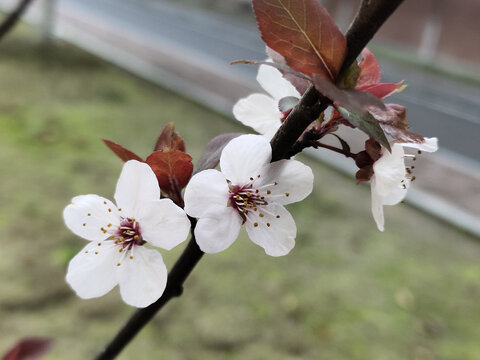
[0,0,35,41]
[270,0,406,162]
[95,1,405,358]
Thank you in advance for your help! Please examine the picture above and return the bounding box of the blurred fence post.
[40,0,55,45]
[418,0,444,61]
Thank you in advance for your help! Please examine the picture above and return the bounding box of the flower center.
[114,217,145,249]
[229,184,269,223]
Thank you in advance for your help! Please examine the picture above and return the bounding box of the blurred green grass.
[0,28,480,360]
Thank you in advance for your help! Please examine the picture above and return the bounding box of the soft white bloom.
[371,137,438,231]
[184,134,313,256]
[63,160,191,308]
[233,63,300,138]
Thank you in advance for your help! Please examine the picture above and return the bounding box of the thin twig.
[95,1,406,358]
[0,0,35,41]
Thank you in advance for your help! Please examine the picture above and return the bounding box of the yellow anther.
[104,201,107,205]
[266,223,271,227]
[108,208,112,212]
[119,248,123,253]
[254,222,258,227]
[255,189,259,193]
[87,213,91,216]
[285,192,290,197]
[242,209,247,214]
[246,192,251,197]
[117,263,121,266]
[134,235,139,240]
[259,213,264,218]
[257,175,260,178]
[98,243,102,246]
[95,251,99,255]
[118,208,122,211]
[266,190,271,195]
[85,250,89,253]
[82,223,86,227]
[130,256,133,259]
[107,223,112,227]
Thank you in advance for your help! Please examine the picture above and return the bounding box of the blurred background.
[0,0,479,359]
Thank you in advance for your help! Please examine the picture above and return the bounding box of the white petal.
[66,241,119,299]
[257,159,314,205]
[117,247,168,308]
[220,134,272,184]
[382,181,409,206]
[137,199,191,250]
[114,160,160,218]
[399,137,438,153]
[194,206,242,253]
[184,169,229,218]
[245,204,296,257]
[63,194,120,241]
[372,144,405,197]
[232,94,282,136]
[257,62,300,100]
[370,178,385,231]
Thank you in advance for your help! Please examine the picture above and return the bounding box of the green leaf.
[336,106,391,151]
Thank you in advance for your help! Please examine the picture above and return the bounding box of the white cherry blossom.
[371,137,438,231]
[184,134,313,256]
[63,160,191,308]
[233,62,300,139]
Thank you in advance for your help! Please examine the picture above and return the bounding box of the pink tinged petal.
[232,94,282,136]
[245,204,296,257]
[66,241,119,299]
[184,169,229,218]
[116,247,168,308]
[137,199,191,250]
[114,160,160,218]
[257,62,300,100]
[257,159,314,205]
[370,178,385,232]
[372,144,405,197]
[399,137,438,153]
[220,134,272,184]
[194,206,242,254]
[63,194,120,241]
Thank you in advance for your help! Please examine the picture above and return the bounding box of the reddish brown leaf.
[361,82,403,99]
[3,338,53,360]
[357,48,381,87]
[253,0,346,81]
[194,133,242,174]
[313,74,386,113]
[368,103,424,143]
[266,46,311,94]
[154,122,186,152]
[146,150,193,194]
[102,139,143,162]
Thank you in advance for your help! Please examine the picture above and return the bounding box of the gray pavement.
[2,0,479,235]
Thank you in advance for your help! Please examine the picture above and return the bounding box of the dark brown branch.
[0,0,35,41]
[95,1,405,358]
[270,0,406,161]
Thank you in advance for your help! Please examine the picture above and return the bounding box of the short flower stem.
[94,1,405,358]
[315,141,356,159]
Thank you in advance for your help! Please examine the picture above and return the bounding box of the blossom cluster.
[63,48,437,308]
